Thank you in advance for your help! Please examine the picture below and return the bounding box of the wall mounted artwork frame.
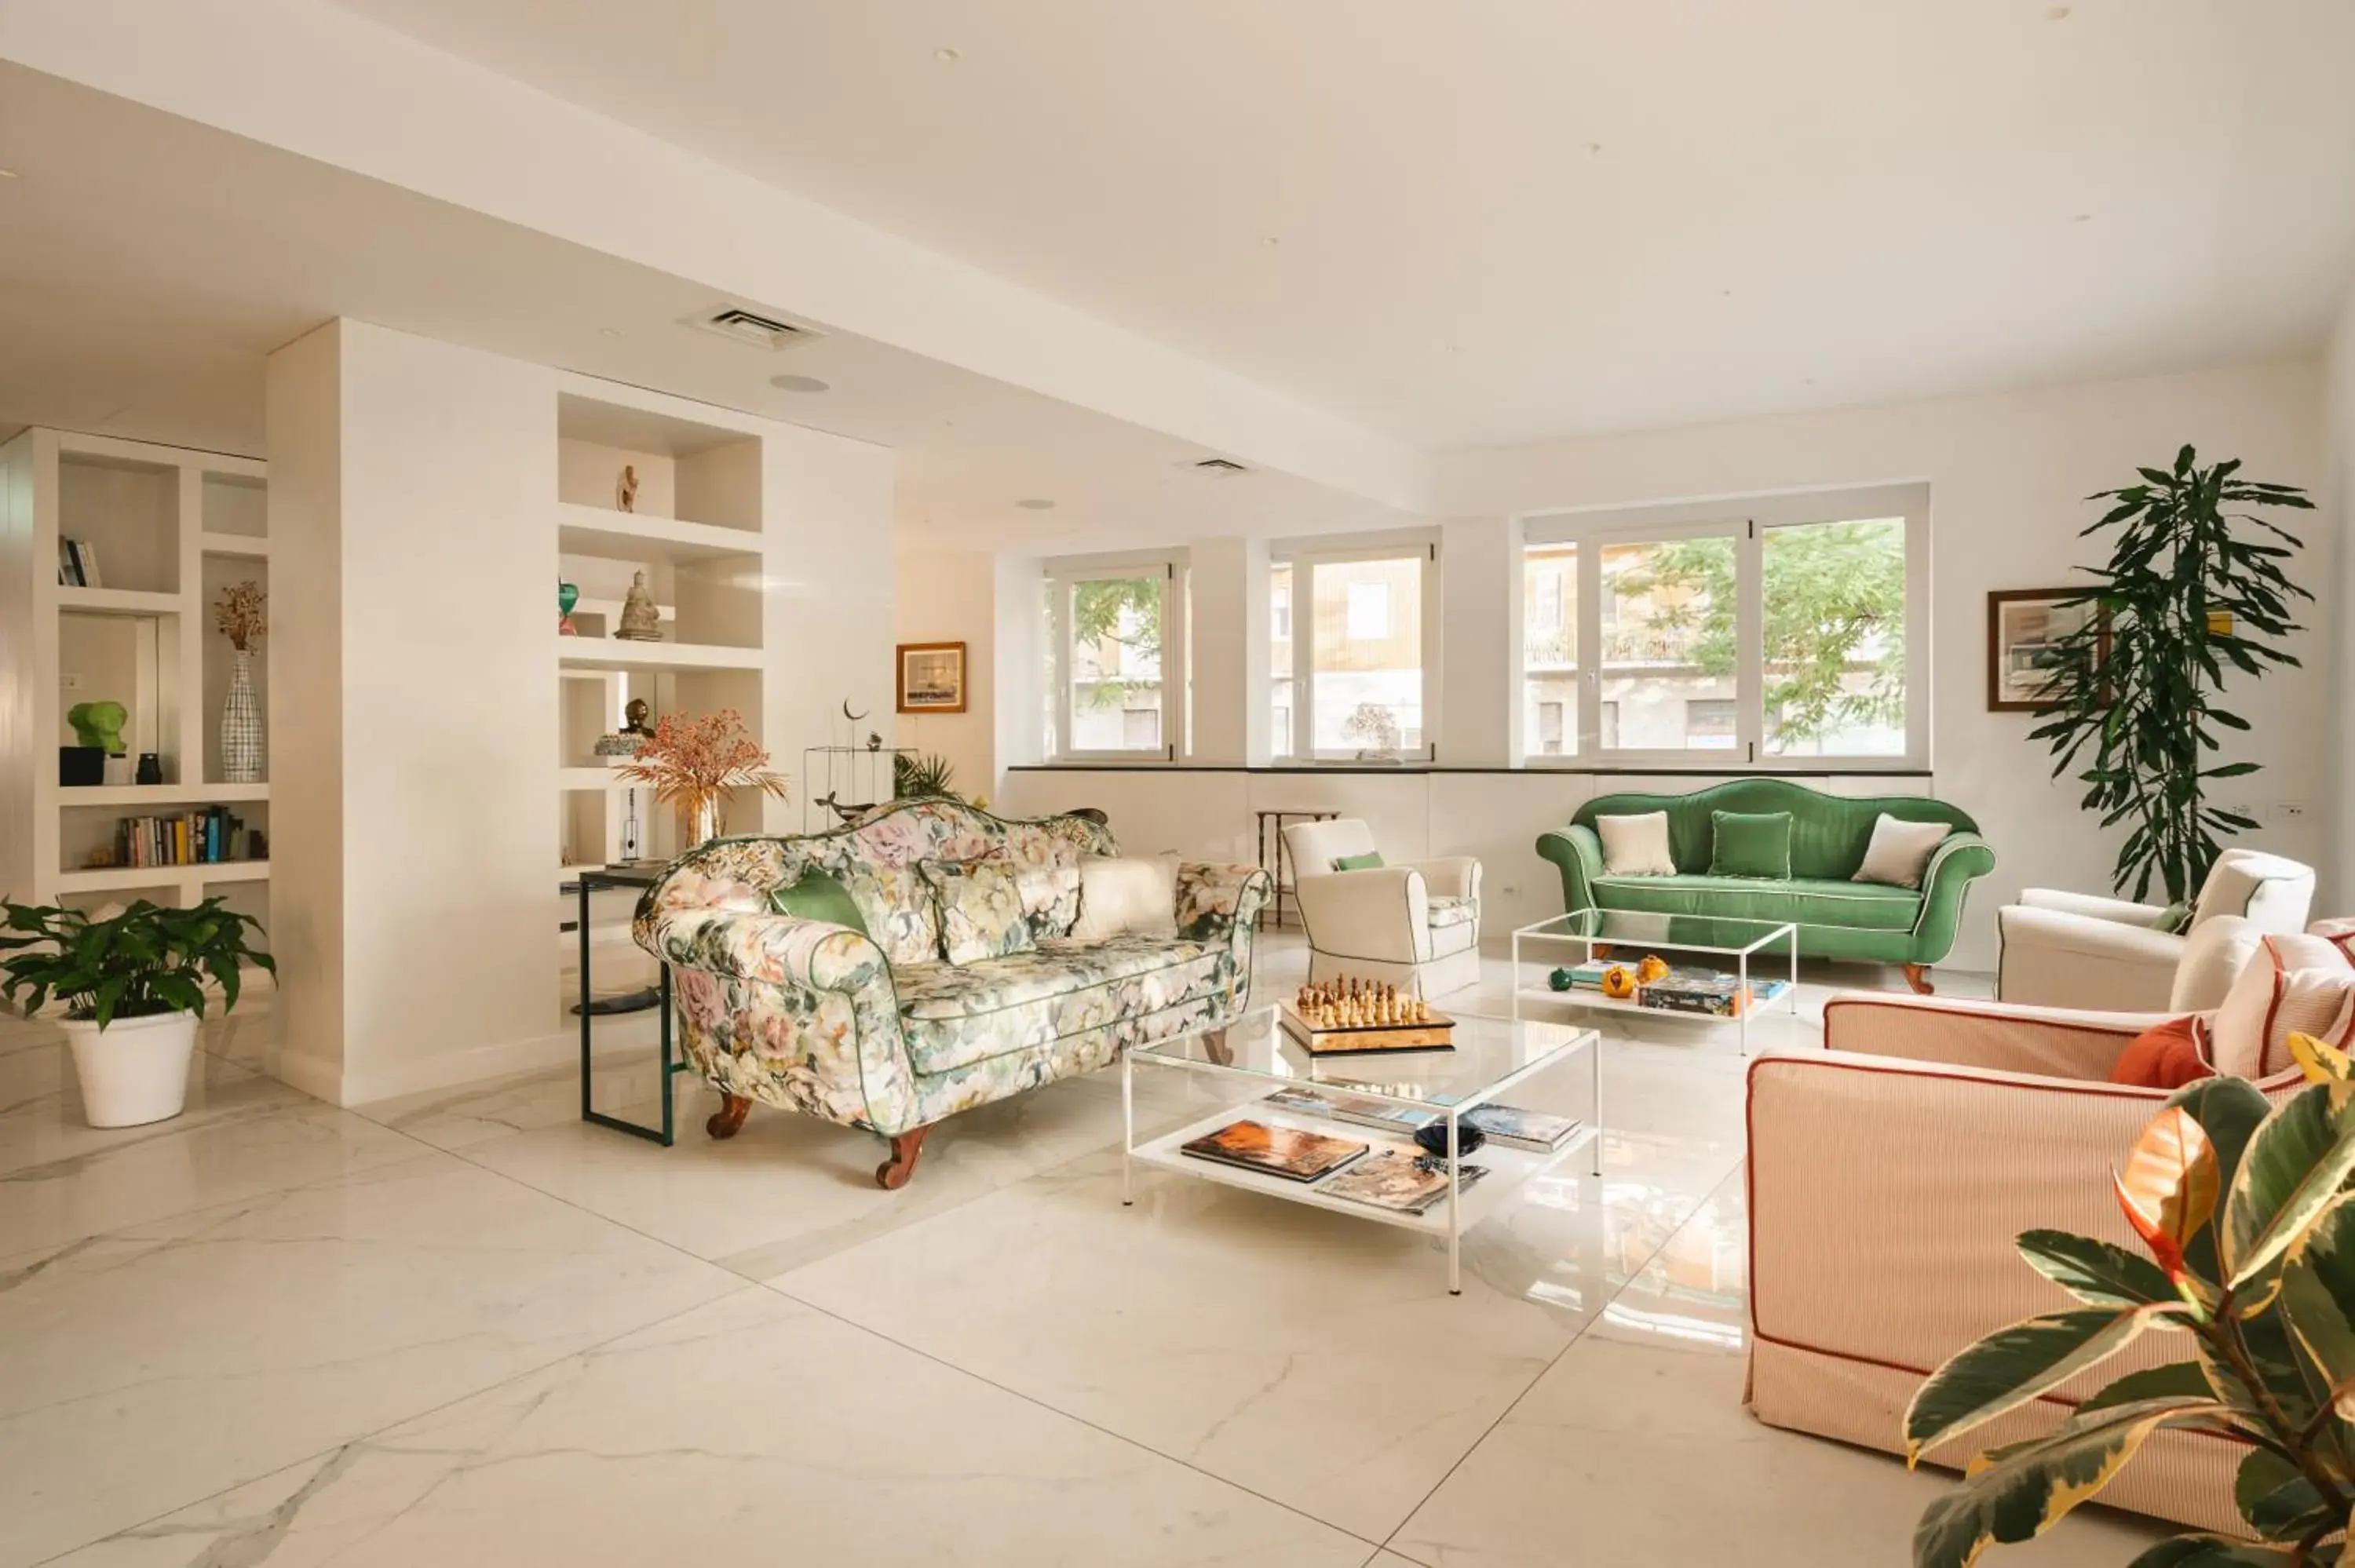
[896,641,968,713]
[1987,588,2109,712]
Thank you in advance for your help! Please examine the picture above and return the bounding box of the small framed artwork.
[896,641,968,713]
[1988,589,2107,712]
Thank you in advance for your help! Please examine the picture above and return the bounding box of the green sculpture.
[67,701,127,755]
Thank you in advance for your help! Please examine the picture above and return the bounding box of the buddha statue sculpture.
[615,569,663,641]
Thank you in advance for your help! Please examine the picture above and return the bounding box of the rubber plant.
[2029,447,2312,903]
[0,895,273,1024]
[1904,1036,2355,1566]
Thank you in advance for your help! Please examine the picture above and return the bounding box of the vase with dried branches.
[214,581,266,783]
[615,709,789,848]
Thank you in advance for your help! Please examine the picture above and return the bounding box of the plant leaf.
[2278,1193,2355,1413]
[2127,1538,2304,1566]
[2073,1360,2218,1417]
[2116,1107,2219,1282]
[2017,1229,2178,1308]
[2225,1083,2355,1287]
[2232,1446,2330,1541]
[1903,1306,2174,1463]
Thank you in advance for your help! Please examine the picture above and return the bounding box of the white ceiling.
[327,0,2355,449]
[0,61,1407,548]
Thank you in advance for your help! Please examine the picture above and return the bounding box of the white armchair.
[1279,818,1483,998]
[1995,848,2313,1012]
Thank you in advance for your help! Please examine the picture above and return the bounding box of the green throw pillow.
[1332,851,1385,872]
[770,870,871,937]
[2156,900,2193,935]
[1709,811,1793,880]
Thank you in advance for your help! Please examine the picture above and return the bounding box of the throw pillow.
[917,856,1036,966]
[2109,1016,2215,1090]
[769,870,871,938]
[1332,851,1385,872]
[2154,901,2194,935]
[2170,913,2264,1013]
[1708,811,1792,880]
[1069,855,1181,943]
[838,859,942,967]
[2207,933,2355,1078]
[2309,917,2355,963]
[1596,811,1676,877]
[1853,815,1950,890]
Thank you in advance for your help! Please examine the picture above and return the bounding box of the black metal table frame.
[575,870,688,1144]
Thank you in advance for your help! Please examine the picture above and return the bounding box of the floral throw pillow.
[918,855,1036,965]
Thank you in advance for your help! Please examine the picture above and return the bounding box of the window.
[1274,542,1437,760]
[1521,487,1926,767]
[1045,562,1182,760]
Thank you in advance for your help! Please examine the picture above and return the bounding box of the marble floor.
[0,934,2166,1566]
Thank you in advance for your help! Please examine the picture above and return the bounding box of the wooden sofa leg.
[876,1125,934,1190]
[1903,963,1934,996]
[706,1094,753,1140]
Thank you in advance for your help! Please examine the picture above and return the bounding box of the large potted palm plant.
[2031,447,2313,903]
[0,895,274,1127]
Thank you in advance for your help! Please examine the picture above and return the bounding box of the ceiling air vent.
[687,305,820,352]
[1191,458,1248,475]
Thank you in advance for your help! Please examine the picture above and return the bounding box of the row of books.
[1261,1086,1582,1151]
[57,538,105,588]
[115,808,264,868]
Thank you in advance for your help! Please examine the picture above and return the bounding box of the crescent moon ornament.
[842,698,869,724]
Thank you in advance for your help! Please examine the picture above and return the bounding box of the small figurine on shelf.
[615,570,663,642]
[557,579,581,636]
[618,465,639,513]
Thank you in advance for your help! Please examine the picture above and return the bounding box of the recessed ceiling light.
[2046,5,2071,18]
[1585,142,1604,155]
[2072,212,2092,223]
[0,168,18,180]
[1261,236,1280,248]
[935,46,960,62]
[1017,498,1056,511]
[597,326,623,338]
[769,373,830,393]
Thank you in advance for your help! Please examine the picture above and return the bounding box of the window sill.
[1013,761,1934,777]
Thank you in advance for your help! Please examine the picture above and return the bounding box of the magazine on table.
[1261,1085,1440,1135]
[1319,1150,1491,1214]
[1178,1119,1367,1183]
[1461,1103,1583,1153]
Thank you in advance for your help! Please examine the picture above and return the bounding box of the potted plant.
[0,895,275,1128]
[1904,1038,2355,1565]
[2031,447,2313,903]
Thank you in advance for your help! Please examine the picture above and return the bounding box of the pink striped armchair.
[1744,993,2298,1533]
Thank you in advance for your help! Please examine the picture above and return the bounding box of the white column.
[1437,515,1521,767]
[992,554,1045,785]
[1187,536,1271,766]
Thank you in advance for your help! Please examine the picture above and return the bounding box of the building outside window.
[1521,542,1577,757]
[1271,542,1437,760]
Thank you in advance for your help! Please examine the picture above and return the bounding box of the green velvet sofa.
[1535,779,1994,991]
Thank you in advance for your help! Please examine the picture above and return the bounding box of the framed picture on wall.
[896,641,968,713]
[1987,589,2108,712]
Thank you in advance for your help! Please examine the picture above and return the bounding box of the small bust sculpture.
[615,570,663,641]
[622,698,652,735]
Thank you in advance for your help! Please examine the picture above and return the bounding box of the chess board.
[1276,999,1457,1056]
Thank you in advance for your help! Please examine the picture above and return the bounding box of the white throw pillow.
[2308,917,2355,962]
[2171,914,2264,1013]
[2207,933,2355,1078]
[1068,855,1179,942]
[1596,812,1676,877]
[1853,815,1950,890]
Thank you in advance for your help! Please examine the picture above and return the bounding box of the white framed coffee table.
[1122,1006,1601,1295]
[1511,908,1800,1056]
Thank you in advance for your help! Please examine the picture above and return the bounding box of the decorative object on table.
[557,578,581,636]
[1636,953,1670,984]
[891,751,960,801]
[1638,967,1765,1016]
[1987,588,2109,712]
[1411,1121,1488,1160]
[134,753,162,786]
[1259,1085,1439,1135]
[801,742,913,830]
[615,708,788,847]
[1342,701,1402,760]
[213,579,268,784]
[1320,1149,1484,1214]
[1598,965,1638,999]
[1539,779,1990,994]
[2025,447,2313,905]
[1178,1118,1367,1182]
[57,536,102,586]
[1898,1055,2355,1566]
[1280,975,1455,1055]
[0,894,273,1129]
[614,568,663,641]
[895,640,967,713]
[1546,965,1576,993]
[616,464,639,513]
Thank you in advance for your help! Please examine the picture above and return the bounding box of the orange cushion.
[2109,1016,2214,1090]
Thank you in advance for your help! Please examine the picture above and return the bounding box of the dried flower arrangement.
[615,709,789,843]
[214,581,267,652]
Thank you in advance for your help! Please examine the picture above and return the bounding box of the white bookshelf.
[0,428,272,937]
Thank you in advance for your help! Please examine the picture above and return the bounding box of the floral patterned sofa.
[633,799,1271,1188]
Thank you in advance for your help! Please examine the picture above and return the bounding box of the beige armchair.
[1746,992,2298,1533]
[1996,848,2314,1011]
[1279,818,1481,998]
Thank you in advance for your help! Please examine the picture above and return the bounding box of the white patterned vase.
[221,648,264,783]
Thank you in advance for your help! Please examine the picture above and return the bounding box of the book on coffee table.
[1461,1103,1583,1153]
[1261,1085,1440,1136]
[1319,1150,1491,1214]
[1178,1119,1368,1183]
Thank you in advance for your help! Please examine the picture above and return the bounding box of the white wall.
[2328,288,2355,905]
[893,549,997,807]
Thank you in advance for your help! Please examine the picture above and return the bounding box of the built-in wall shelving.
[0,428,271,938]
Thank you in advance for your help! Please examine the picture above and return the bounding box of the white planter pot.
[64,1009,200,1129]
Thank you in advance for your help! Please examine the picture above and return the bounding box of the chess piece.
[618,465,639,513]
[615,571,663,641]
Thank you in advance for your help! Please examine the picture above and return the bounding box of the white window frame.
[1272,533,1442,763]
[1044,553,1186,764]
[1521,484,1929,770]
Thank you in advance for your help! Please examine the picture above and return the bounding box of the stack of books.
[116,808,260,868]
[1638,968,1793,1016]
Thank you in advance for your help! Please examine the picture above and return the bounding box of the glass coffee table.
[1511,908,1799,1056]
[1123,1007,1600,1295]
